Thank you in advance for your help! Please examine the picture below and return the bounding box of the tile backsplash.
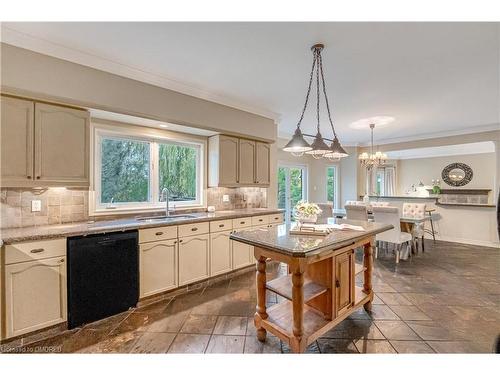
[206,187,267,210]
[1,188,89,229]
[0,186,267,228]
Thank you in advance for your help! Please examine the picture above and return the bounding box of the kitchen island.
[230,219,392,353]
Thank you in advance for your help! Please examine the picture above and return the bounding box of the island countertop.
[230,219,393,258]
[0,208,284,245]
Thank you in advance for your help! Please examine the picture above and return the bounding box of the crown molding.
[1,26,281,121]
[357,123,500,147]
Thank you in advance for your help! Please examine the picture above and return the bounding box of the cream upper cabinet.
[34,103,90,186]
[178,234,210,286]
[255,142,270,186]
[238,139,255,185]
[4,256,67,339]
[208,134,271,187]
[210,230,233,276]
[0,96,35,187]
[140,239,178,298]
[208,135,239,187]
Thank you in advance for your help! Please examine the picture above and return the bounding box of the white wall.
[396,152,496,197]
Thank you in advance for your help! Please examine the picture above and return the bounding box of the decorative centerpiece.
[294,201,322,225]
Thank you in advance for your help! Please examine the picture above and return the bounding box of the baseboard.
[426,234,500,249]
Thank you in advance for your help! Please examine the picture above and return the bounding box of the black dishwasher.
[67,230,139,329]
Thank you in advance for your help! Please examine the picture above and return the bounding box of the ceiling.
[2,22,499,144]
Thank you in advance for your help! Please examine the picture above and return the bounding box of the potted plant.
[294,201,322,225]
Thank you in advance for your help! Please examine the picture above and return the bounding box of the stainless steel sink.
[136,214,196,221]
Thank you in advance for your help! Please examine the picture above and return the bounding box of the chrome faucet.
[160,187,171,217]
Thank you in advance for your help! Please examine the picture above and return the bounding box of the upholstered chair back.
[402,203,426,219]
[345,204,369,221]
[370,202,391,208]
[372,206,401,243]
[345,200,367,206]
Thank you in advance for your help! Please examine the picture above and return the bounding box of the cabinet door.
[255,142,270,185]
[218,135,239,185]
[1,96,34,186]
[238,139,255,185]
[335,250,355,316]
[178,234,210,286]
[34,103,89,186]
[231,240,253,269]
[210,230,232,276]
[5,256,67,338]
[140,239,178,298]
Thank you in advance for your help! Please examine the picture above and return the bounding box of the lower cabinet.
[334,249,355,316]
[231,239,253,269]
[178,234,210,286]
[4,256,67,338]
[140,239,178,298]
[210,230,232,276]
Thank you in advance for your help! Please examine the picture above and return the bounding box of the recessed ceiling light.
[349,116,395,129]
[159,124,169,128]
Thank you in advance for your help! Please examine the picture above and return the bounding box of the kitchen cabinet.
[255,142,270,185]
[0,97,90,188]
[210,230,233,276]
[4,255,67,338]
[208,134,271,187]
[0,96,34,187]
[140,239,178,298]
[231,239,253,269]
[34,103,90,186]
[238,139,255,185]
[178,234,210,286]
[335,249,355,316]
[208,135,239,187]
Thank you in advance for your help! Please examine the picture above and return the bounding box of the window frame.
[325,164,339,209]
[91,122,205,215]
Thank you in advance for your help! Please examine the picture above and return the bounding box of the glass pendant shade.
[325,137,349,159]
[305,132,330,158]
[283,128,312,155]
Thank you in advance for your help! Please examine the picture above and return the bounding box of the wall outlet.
[222,194,230,202]
[31,200,42,212]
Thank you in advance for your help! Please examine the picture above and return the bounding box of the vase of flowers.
[294,201,322,225]
[431,179,441,195]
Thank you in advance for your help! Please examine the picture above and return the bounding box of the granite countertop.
[0,208,284,245]
[230,219,392,258]
[367,195,439,200]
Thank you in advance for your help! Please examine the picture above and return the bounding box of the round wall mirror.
[442,163,473,187]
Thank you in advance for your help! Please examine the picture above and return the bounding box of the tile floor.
[3,240,499,354]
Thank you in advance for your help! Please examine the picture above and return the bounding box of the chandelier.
[358,123,387,170]
[283,44,348,160]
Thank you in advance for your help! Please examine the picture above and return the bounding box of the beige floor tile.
[206,335,245,353]
[180,314,218,334]
[390,340,435,353]
[167,333,211,353]
[213,316,248,335]
[354,339,396,353]
[375,321,420,340]
[129,332,176,353]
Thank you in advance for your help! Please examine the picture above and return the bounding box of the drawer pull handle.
[191,227,198,231]
[335,279,340,288]
[258,219,263,222]
[27,175,31,179]
[179,239,183,243]
[30,248,44,254]
[240,221,245,224]
[218,224,224,227]
[155,232,164,236]
[59,259,65,263]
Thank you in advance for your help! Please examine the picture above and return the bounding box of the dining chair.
[315,203,333,224]
[345,204,369,221]
[402,203,426,253]
[370,202,390,207]
[372,206,413,263]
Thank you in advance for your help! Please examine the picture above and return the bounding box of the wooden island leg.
[255,255,268,342]
[290,260,306,353]
[363,240,374,311]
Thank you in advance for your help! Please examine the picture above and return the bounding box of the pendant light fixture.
[358,123,388,170]
[283,44,348,160]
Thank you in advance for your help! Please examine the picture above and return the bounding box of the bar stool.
[424,208,437,242]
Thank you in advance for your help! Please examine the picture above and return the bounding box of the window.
[376,168,385,196]
[94,126,204,213]
[326,166,338,208]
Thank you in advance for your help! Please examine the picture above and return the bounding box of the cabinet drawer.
[210,219,233,233]
[251,215,269,226]
[232,217,252,229]
[268,213,284,224]
[178,221,209,237]
[5,238,66,265]
[139,226,177,243]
